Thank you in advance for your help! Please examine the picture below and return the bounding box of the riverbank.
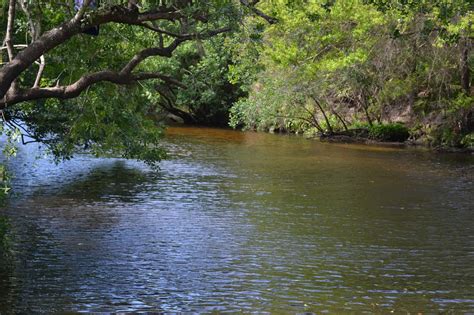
[169,122,474,154]
[318,132,474,153]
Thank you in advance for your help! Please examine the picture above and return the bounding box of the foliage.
[229,0,473,146]
[0,164,10,200]
[368,123,410,142]
[146,35,245,126]
[4,84,167,165]
[461,132,474,148]
[176,38,244,126]
[425,93,474,147]
[0,1,255,165]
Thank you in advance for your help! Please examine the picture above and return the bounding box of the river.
[1,126,473,313]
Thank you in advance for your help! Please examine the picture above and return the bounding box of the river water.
[0,126,473,313]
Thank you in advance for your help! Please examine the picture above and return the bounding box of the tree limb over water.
[0,1,271,109]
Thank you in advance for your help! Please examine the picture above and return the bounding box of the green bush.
[461,133,474,149]
[368,123,410,142]
[429,127,473,149]
[350,121,371,129]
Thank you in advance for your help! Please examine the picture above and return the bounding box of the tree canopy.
[0,0,273,164]
[229,0,473,146]
[0,0,472,167]
[0,0,472,252]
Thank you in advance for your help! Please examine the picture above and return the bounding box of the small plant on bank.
[461,133,474,149]
[368,123,410,142]
[431,128,474,149]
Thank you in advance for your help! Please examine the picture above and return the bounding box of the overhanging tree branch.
[1,22,235,107]
[2,37,189,107]
[239,0,277,24]
[0,4,184,103]
[4,0,17,62]
[0,2,275,109]
[3,70,184,105]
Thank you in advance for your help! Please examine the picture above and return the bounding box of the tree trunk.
[2,0,20,95]
[359,91,373,127]
[0,20,80,100]
[332,109,348,132]
[312,96,333,134]
[4,0,16,62]
[461,37,471,94]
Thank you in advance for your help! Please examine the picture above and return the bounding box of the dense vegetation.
[229,0,473,148]
[148,34,245,126]
[0,1,472,165]
[0,0,472,306]
[0,0,269,249]
[0,1,472,190]
[0,0,258,165]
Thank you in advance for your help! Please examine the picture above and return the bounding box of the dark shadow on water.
[5,157,164,205]
[46,161,157,202]
[0,160,166,314]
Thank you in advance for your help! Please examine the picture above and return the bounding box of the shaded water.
[1,126,473,313]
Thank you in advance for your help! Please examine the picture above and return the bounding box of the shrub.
[368,123,410,142]
[460,132,474,149]
[429,127,474,149]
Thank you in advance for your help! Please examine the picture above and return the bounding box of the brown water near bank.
[1,126,473,313]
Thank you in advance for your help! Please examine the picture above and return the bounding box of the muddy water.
[1,126,473,313]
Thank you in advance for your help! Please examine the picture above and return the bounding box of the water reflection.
[0,126,473,313]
